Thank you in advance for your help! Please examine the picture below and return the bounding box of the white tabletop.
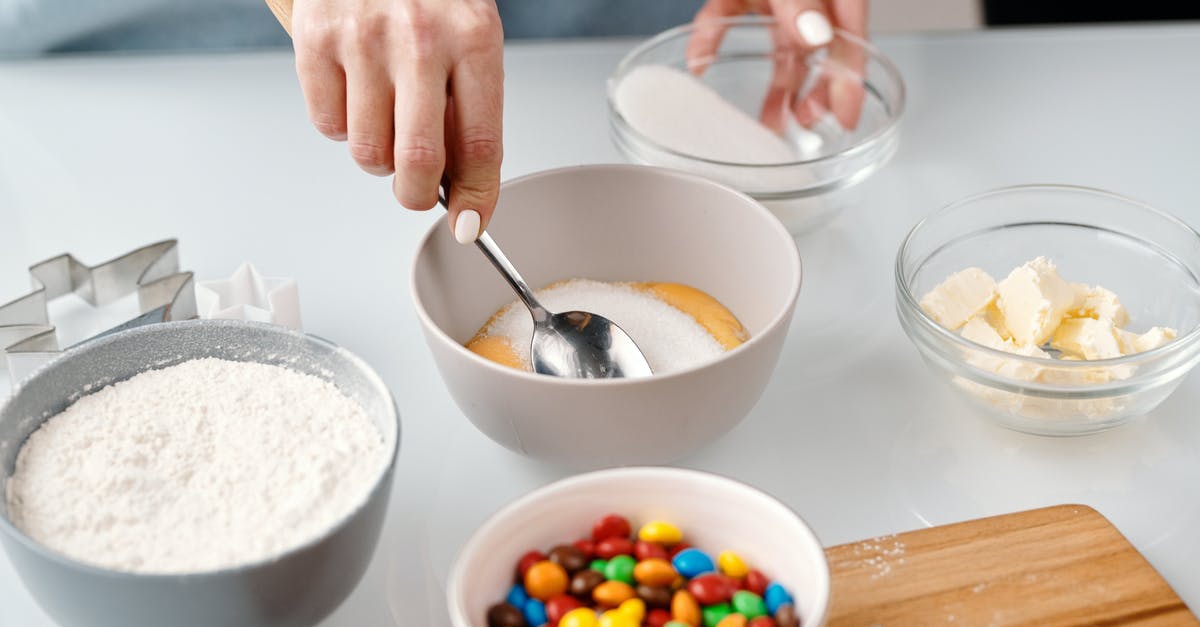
[2,23,1200,625]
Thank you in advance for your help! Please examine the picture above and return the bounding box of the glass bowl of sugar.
[607,15,905,235]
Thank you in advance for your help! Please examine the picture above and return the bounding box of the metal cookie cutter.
[0,239,196,386]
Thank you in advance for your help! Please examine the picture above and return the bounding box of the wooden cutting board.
[825,504,1196,626]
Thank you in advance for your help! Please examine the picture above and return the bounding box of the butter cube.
[1070,283,1129,328]
[920,268,997,331]
[996,257,1078,347]
[1115,326,1178,354]
[1051,317,1124,360]
[960,316,1048,381]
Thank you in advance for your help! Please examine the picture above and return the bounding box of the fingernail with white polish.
[454,209,481,244]
[796,10,833,46]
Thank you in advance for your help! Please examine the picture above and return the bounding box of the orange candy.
[717,615,749,627]
[671,589,702,627]
[633,558,677,587]
[593,580,636,608]
[524,560,569,601]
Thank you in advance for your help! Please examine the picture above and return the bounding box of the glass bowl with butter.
[896,185,1200,435]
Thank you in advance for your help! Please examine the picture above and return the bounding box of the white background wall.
[869,0,982,33]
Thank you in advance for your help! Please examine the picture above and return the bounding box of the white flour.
[5,358,388,574]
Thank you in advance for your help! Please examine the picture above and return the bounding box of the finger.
[446,49,503,243]
[767,0,834,48]
[759,24,807,133]
[390,59,449,212]
[293,22,348,140]
[685,0,746,74]
[827,0,868,129]
[343,32,396,176]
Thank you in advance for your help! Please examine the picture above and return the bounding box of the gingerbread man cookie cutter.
[0,239,196,386]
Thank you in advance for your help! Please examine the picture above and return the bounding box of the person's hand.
[687,0,868,131]
[291,0,504,243]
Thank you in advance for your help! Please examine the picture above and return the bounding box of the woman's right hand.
[290,0,505,243]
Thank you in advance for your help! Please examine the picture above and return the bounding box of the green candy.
[589,558,608,573]
[702,602,732,627]
[604,554,636,584]
[732,590,768,619]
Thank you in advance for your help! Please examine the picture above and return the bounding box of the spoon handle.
[437,183,551,323]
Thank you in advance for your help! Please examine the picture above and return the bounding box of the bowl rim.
[895,183,1200,374]
[605,14,907,169]
[0,319,402,580]
[445,466,832,626]
[409,163,803,386]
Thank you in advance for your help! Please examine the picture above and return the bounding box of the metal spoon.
[438,189,653,379]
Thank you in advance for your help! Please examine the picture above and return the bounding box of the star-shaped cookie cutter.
[0,239,196,386]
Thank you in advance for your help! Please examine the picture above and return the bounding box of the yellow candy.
[560,608,599,627]
[717,550,749,578]
[598,609,638,627]
[638,520,683,545]
[618,598,646,623]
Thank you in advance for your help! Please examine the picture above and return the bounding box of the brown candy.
[486,603,528,627]
[569,569,606,598]
[774,603,800,627]
[548,544,589,574]
[636,584,673,608]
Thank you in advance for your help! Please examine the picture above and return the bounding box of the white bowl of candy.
[411,165,802,466]
[447,467,830,627]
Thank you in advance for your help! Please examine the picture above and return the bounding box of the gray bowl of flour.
[0,320,400,627]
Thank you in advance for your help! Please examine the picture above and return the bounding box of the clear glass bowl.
[607,15,905,235]
[896,185,1200,435]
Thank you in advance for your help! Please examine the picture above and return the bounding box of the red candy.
[516,550,547,578]
[645,608,672,627]
[545,594,583,624]
[748,618,777,627]
[687,573,734,605]
[721,574,746,592]
[744,569,769,596]
[635,540,669,561]
[592,514,632,541]
[595,537,634,559]
[668,542,692,558]
[573,539,596,558]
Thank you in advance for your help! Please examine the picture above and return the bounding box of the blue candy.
[671,547,715,578]
[523,598,547,626]
[506,584,529,610]
[764,582,794,615]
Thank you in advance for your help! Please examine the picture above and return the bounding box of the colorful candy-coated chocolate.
[549,544,590,574]
[717,551,749,578]
[560,607,599,627]
[638,520,683,545]
[593,580,636,608]
[701,601,732,627]
[645,608,672,627]
[598,609,637,627]
[743,570,769,596]
[571,570,607,598]
[668,543,693,559]
[574,539,596,558]
[686,573,734,605]
[732,590,768,619]
[747,617,777,627]
[506,584,530,610]
[635,540,670,561]
[517,550,548,579]
[763,583,793,615]
[773,603,800,627]
[672,548,715,579]
[595,537,635,560]
[638,584,673,608]
[546,594,584,624]
[618,597,646,623]
[721,574,746,592]
[487,603,528,627]
[670,589,702,626]
[716,614,748,627]
[633,558,677,587]
[605,555,637,584]
[665,623,694,627]
[523,598,548,626]
[593,514,632,542]
[525,560,569,601]
[590,559,608,572]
